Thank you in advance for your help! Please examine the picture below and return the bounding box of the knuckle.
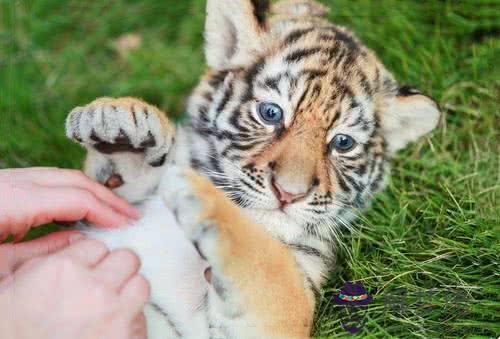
[113,249,140,267]
[67,169,87,180]
[49,255,77,272]
[82,239,109,255]
[80,190,98,206]
[133,275,150,299]
[92,281,114,299]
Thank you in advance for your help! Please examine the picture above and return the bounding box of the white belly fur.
[82,196,209,338]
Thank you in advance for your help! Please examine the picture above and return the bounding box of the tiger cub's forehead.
[248,28,385,137]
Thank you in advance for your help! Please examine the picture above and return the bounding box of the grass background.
[1,0,499,337]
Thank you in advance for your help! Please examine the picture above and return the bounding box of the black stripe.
[343,173,363,191]
[296,89,308,111]
[326,110,341,132]
[149,302,182,337]
[334,167,351,192]
[208,140,223,173]
[358,70,372,95]
[305,208,326,214]
[285,47,323,63]
[208,70,229,88]
[250,0,269,26]
[398,85,421,97]
[342,47,361,70]
[229,108,251,133]
[228,140,258,151]
[130,105,138,126]
[246,109,261,126]
[240,178,262,194]
[190,157,204,170]
[299,69,328,81]
[370,160,386,192]
[323,45,340,60]
[341,153,363,161]
[306,274,321,297]
[324,26,358,50]
[245,58,265,84]
[202,91,213,102]
[198,105,210,124]
[283,27,315,45]
[294,255,322,297]
[260,74,282,94]
[347,115,365,128]
[287,242,327,260]
[354,161,368,176]
[215,81,234,117]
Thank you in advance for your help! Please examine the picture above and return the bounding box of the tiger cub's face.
[187,0,440,239]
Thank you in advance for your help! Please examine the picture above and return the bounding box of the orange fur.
[187,171,314,338]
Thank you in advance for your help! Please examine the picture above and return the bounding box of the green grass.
[1,0,499,337]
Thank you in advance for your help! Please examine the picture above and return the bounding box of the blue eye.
[331,134,356,153]
[257,102,283,124]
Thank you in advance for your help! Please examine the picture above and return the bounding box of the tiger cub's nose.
[271,176,307,206]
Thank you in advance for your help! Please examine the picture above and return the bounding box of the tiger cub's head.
[187,0,440,239]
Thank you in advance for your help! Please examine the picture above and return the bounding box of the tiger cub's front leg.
[65,97,175,202]
[162,167,314,339]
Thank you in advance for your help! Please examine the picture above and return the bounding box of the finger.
[11,167,57,172]
[10,231,79,269]
[93,249,141,291]
[120,274,150,314]
[34,186,132,228]
[0,231,78,275]
[55,238,109,267]
[12,229,29,243]
[20,168,140,221]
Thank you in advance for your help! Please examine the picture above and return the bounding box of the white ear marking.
[204,0,266,69]
[381,91,440,154]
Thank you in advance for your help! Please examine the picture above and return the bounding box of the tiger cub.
[65,0,440,338]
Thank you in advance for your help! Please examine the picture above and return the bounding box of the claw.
[90,129,102,142]
[139,131,156,148]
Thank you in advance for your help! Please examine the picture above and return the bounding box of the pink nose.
[271,179,306,205]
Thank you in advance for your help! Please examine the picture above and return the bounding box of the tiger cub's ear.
[381,86,441,154]
[204,0,269,69]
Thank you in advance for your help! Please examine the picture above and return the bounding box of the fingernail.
[126,207,141,220]
[69,233,85,243]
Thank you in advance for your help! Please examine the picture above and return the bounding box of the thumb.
[0,230,80,275]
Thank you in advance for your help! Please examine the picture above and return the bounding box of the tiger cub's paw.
[161,166,218,259]
[66,97,175,167]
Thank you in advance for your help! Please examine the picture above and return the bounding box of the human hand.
[0,237,150,339]
[0,230,78,277]
[0,167,140,242]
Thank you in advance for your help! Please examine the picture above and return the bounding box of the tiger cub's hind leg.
[161,167,314,339]
[66,97,175,202]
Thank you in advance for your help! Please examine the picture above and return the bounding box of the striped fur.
[66,1,440,338]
